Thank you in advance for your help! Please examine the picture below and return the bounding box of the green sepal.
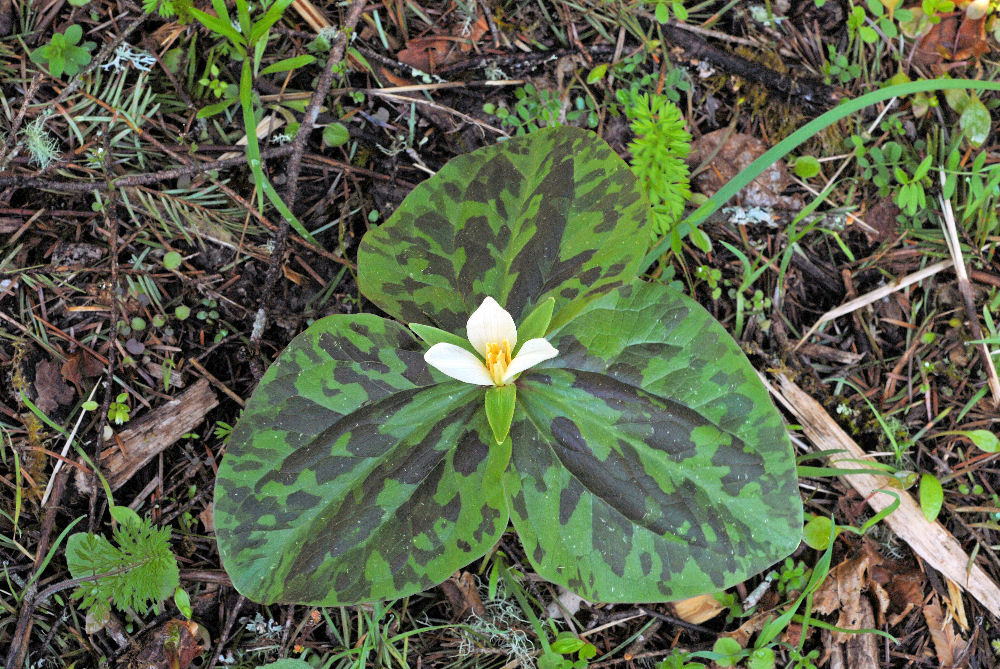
[409,323,476,355]
[515,298,555,352]
[485,384,516,444]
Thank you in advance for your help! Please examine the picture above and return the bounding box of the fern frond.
[66,514,179,616]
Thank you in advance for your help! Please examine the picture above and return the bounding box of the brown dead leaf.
[861,197,900,244]
[780,621,804,648]
[379,67,415,87]
[870,581,890,626]
[914,9,990,66]
[946,578,969,631]
[687,130,802,210]
[723,610,773,648]
[670,593,725,624]
[923,594,969,668]
[397,15,488,72]
[199,503,214,533]
[812,555,869,643]
[33,358,75,413]
[62,349,105,392]
[881,569,925,626]
[439,571,485,618]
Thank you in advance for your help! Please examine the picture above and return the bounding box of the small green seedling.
[792,156,821,179]
[163,251,183,270]
[541,631,597,669]
[322,123,350,148]
[711,637,745,667]
[107,392,130,425]
[658,650,706,669]
[30,25,96,79]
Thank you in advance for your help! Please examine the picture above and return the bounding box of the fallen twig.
[938,172,1000,406]
[796,259,954,348]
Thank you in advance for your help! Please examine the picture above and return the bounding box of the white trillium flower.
[424,297,558,386]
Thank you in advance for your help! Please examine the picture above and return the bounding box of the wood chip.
[77,379,218,491]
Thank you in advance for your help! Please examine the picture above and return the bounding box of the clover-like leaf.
[214,315,510,604]
[357,127,649,333]
[506,282,802,601]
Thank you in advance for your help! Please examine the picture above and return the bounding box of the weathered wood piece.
[97,378,218,490]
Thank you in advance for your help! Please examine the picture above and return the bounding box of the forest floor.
[3,0,1000,667]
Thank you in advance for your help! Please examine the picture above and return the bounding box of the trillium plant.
[215,127,803,606]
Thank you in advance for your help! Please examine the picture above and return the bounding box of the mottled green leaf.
[357,127,649,334]
[214,314,509,604]
[505,282,801,601]
[218,128,801,607]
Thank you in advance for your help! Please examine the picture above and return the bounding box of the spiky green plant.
[625,92,692,240]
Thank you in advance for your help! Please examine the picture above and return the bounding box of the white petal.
[502,338,558,383]
[424,343,494,385]
[466,296,517,357]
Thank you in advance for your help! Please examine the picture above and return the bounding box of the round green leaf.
[655,0,670,23]
[322,122,350,148]
[959,94,991,147]
[792,156,821,179]
[802,516,835,551]
[174,586,192,618]
[357,127,649,334]
[586,64,608,84]
[919,473,943,523]
[163,251,183,270]
[964,429,1000,453]
[551,631,586,654]
[712,637,743,667]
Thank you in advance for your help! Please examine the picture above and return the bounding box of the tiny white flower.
[424,297,558,386]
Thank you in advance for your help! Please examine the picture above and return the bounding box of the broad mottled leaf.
[357,127,648,333]
[506,282,801,601]
[214,315,509,604]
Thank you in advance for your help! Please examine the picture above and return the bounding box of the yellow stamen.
[485,340,512,386]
